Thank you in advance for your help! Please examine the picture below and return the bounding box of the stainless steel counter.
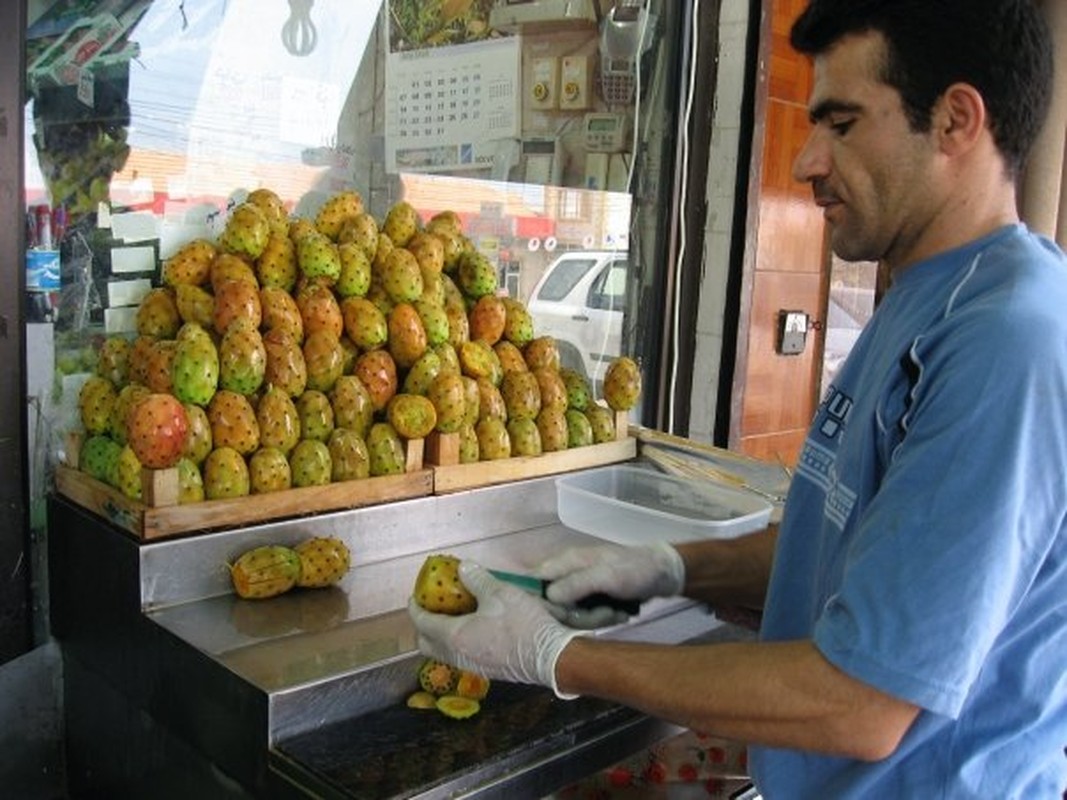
[49,469,758,799]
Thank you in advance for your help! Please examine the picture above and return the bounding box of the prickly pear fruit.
[387,394,437,440]
[507,417,542,457]
[297,231,341,282]
[257,387,301,454]
[493,340,527,375]
[436,695,481,719]
[210,253,259,291]
[560,368,592,411]
[261,286,305,343]
[162,238,216,286]
[175,284,216,328]
[475,377,506,423]
[500,370,541,422]
[381,247,424,304]
[584,404,617,444]
[403,350,443,396]
[337,212,379,260]
[110,383,151,445]
[455,670,491,701]
[341,296,388,351]
[109,445,144,500]
[456,251,497,299]
[327,428,371,481]
[603,356,642,411]
[353,350,398,412]
[96,337,131,387]
[295,389,336,442]
[427,372,466,434]
[182,403,213,464]
[207,390,260,455]
[249,447,292,494]
[335,241,372,298]
[458,423,479,463]
[246,187,290,238]
[171,325,219,406]
[229,545,300,599]
[315,190,364,241]
[213,279,263,335]
[565,408,594,448]
[289,439,332,487]
[255,232,297,291]
[263,329,307,398]
[366,422,406,476]
[329,376,374,439]
[536,407,569,453]
[475,417,511,460]
[533,367,568,415]
[126,393,189,469]
[468,295,506,345]
[296,282,343,339]
[303,331,345,393]
[418,658,458,695]
[407,231,445,276]
[294,536,351,588]
[413,299,450,348]
[203,446,250,499]
[176,457,205,504]
[459,340,501,384]
[501,297,534,348]
[79,375,118,436]
[382,200,421,247]
[143,340,179,395]
[136,288,181,339]
[388,302,428,369]
[218,321,266,396]
[524,336,561,371]
[220,202,270,259]
[80,435,122,482]
[412,554,476,614]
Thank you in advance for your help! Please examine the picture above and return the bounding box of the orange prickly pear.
[126,392,189,469]
[294,536,351,588]
[229,545,300,599]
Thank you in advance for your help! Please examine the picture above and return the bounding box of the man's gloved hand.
[538,542,686,608]
[407,561,586,699]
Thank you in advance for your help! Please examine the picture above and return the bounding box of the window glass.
[536,258,598,302]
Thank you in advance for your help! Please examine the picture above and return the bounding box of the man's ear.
[933,82,987,156]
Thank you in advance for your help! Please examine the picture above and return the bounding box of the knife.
[488,568,641,616]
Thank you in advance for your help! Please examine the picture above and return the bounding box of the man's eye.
[830,119,855,136]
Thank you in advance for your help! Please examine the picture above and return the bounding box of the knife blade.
[487,568,641,616]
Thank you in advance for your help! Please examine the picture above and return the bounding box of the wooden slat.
[54,464,434,540]
[432,438,636,494]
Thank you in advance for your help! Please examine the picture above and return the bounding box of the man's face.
[792,32,942,270]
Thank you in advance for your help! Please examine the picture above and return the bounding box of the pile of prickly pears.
[74,187,641,504]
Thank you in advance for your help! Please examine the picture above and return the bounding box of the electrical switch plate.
[776,310,809,355]
[530,57,558,110]
[560,54,593,110]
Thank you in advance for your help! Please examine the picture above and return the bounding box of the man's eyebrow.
[808,99,864,124]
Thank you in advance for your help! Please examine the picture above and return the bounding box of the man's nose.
[792,127,828,184]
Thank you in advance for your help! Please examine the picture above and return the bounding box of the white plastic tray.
[556,465,773,545]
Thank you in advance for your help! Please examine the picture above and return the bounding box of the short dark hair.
[790,0,1054,176]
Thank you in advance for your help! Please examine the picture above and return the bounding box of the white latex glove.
[407,561,586,699]
[539,542,686,607]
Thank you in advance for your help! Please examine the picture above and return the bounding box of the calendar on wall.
[384,36,521,174]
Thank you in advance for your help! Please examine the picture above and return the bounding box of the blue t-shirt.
[749,226,1067,798]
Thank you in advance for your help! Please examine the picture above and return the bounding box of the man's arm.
[555,636,920,761]
[675,524,779,609]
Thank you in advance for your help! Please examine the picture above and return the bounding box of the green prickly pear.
[219,320,266,396]
[565,408,594,448]
[171,324,219,406]
[366,422,406,476]
[476,417,511,460]
[79,375,118,436]
[108,444,144,500]
[381,248,424,304]
[413,299,450,347]
[249,447,292,493]
[501,297,534,348]
[457,250,497,300]
[382,200,421,247]
[403,350,442,396]
[329,376,374,440]
[182,403,213,464]
[295,390,335,442]
[219,202,270,260]
[176,457,205,503]
[584,404,616,444]
[500,371,541,421]
[560,367,592,411]
[458,423,479,463]
[297,231,341,282]
[203,446,250,499]
[96,337,131,387]
[337,212,379,260]
[327,428,370,481]
[507,417,542,457]
[335,241,372,298]
[340,296,388,351]
[289,439,332,487]
[255,232,297,291]
[386,393,437,440]
[110,384,151,445]
[80,435,122,482]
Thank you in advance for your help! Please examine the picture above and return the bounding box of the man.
[409,1,1067,796]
